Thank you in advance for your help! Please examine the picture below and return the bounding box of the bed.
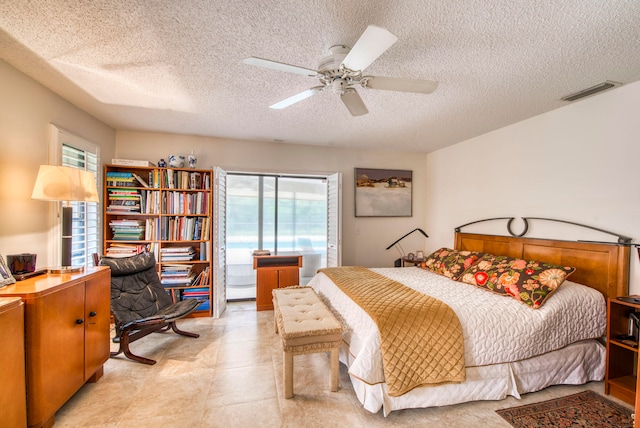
[308,232,630,415]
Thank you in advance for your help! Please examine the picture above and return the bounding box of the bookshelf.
[104,164,213,317]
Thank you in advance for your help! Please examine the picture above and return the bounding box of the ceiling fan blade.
[340,88,368,116]
[270,87,323,110]
[243,57,318,77]
[341,25,398,72]
[364,76,439,94]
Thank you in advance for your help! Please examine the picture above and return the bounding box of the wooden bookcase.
[103,164,213,317]
[606,297,640,406]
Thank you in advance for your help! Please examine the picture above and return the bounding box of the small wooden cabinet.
[0,297,27,428]
[0,267,111,428]
[254,254,302,311]
[605,297,640,406]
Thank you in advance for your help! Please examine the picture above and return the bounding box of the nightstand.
[401,257,424,267]
[606,297,640,406]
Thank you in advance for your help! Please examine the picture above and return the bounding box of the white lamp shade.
[31,165,99,202]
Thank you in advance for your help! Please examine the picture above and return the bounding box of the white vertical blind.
[58,130,100,269]
[326,172,341,267]
[213,167,227,318]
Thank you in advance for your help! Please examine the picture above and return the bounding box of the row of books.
[182,287,210,312]
[104,243,209,263]
[163,191,209,215]
[107,169,210,191]
[159,216,210,241]
[107,189,140,213]
[109,219,145,240]
[105,243,147,258]
[160,266,210,288]
[108,217,210,243]
[160,246,196,262]
[160,264,194,286]
[165,170,210,190]
[109,190,209,215]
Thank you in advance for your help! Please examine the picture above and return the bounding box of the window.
[51,125,100,269]
[226,172,340,300]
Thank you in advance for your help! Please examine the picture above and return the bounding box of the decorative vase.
[188,150,197,169]
[168,155,186,168]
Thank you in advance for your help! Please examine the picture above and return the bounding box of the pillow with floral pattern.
[419,248,484,281]
[459,255,575,309]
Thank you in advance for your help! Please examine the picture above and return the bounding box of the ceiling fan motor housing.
[317,45,350,73]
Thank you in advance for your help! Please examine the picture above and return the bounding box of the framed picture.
[355,168,412,217]
[0,254,16,288]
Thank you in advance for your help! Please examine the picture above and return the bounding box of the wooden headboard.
[454,232,630,300]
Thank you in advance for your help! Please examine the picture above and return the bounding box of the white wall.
[425,80,640,293]
[115,131,430,267]
[0,60,116,267]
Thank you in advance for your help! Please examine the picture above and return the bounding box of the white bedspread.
[308,267,606,388]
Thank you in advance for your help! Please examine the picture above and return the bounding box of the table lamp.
[31,165,99,273]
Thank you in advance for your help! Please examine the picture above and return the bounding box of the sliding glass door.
[226,173,330,300]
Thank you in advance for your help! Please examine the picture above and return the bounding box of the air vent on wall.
[560,81,621,102]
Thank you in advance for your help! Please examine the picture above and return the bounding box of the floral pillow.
[420,248,484,281]
[459,255,575,309]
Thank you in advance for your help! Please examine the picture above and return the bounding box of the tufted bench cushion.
[272,286,343,398]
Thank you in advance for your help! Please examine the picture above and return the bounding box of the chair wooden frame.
[98,252,202,365]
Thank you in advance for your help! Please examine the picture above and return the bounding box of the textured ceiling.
[1,1,640,152]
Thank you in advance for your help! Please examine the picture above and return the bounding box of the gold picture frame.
[354,168,413,217]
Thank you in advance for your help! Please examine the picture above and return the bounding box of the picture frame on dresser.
[0,255,15,287]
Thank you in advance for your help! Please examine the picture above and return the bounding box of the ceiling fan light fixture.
[332,78,347,94]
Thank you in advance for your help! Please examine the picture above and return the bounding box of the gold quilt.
[319,266,465,396]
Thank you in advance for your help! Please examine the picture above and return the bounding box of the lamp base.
[48,266,85,274]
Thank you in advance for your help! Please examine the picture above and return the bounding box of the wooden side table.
[0,267,111,428]
[401,257,424,267]
[606,297,640,406]
[254,253,302,311]
[0,297,27,427]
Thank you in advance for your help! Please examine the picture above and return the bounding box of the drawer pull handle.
[89,311,97,317]
[76,318,84,325]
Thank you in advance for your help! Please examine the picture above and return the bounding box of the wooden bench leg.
[330,347,339,392]
[284,351,294,399]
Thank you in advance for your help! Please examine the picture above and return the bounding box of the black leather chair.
[99,252,201,365]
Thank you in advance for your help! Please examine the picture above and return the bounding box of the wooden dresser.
[0,267,111,428]
[0,297,27,427]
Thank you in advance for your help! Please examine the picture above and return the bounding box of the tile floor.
[55,302,631,427]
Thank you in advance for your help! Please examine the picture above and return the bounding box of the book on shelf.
[160,246,196,261]
[160,263,194,285]
[131,172,150,188]
[189,172,202,189]
[109,219,145,240]
[112,159,156,167]
[106,171,136,187]
[180,296,210,311]
[105,244,146,258]
[190,266,210,286]
[107,189,141,213]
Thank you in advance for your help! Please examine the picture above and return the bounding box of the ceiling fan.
[243,25,438,116]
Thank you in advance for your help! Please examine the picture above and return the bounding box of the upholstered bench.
[272,286,343,399]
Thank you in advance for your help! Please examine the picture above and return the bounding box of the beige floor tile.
[201,398,282,428]
[206,363,277,407]
[53,302,633,428]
